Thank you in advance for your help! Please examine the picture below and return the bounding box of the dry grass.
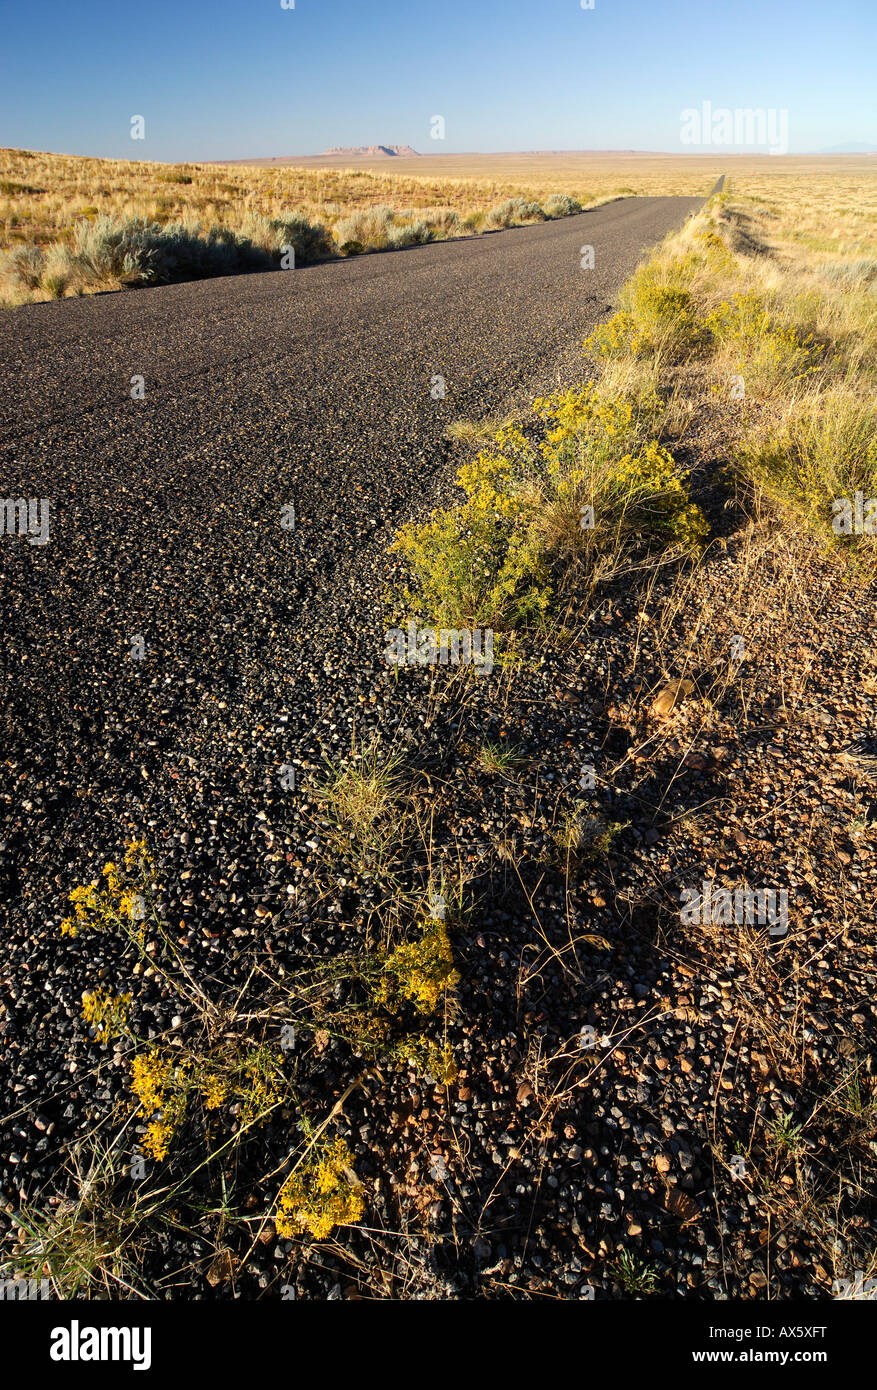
[587,168,877,1295]
[5,147,874,311]
[0,146,633,305]
[0,146,731,306]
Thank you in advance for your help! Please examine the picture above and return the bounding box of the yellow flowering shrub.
[236,1045,285,1126]
[81,987,132,1044]
[124,838,153,871]
[275,920,460,1083]
[130,1049,187,1161]
[693,226,736,269]
[530,387,706,550]
[704,291,824,393]
[585,264,703,361]
[374,919,460,1015]
[584,309,643,360]
[391,424,551,630]
[274,1136,365,1240]
[60,839,152,941]
[129,1042,287,1162]
[391,385,706,634]
[606,440,711,549]
[394,1036,458,1083]
[200,1074,228,1110]
[533,383,661,453]
[455,425,534,518]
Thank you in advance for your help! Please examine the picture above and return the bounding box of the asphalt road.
[0,193,704,921]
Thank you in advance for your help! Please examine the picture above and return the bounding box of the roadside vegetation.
[5,165,876,1300]
[4,766,461,1294]
[391,390,708,636]
[393,170,877,638]
[0,147,628,305]
[383,169,877,1294]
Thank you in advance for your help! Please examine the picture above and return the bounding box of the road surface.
[0,192,705,922]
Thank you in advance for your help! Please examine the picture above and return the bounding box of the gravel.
[11,193,873,1302]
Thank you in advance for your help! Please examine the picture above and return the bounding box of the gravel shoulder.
[18,194,854,1302]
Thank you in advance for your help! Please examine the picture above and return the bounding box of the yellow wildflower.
[376,920,460,1016]
[81,987,132,1043]
[275,1136,365,1241]
[200,1074,228,1110]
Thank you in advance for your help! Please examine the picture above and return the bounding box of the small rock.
[651,679,695,720]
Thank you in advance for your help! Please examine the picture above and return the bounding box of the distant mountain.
[819,141,877,154]
[319,145,420,158]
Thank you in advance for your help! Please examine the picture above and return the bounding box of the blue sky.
[1,0,874,160]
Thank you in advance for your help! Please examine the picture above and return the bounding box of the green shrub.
[820,259,877,288]
[0,244,44,291]
[426,208,462,237]
[333,206,434,254]
[735,390,877,542]
[0,180,44,196]
[484,198,545,229]
[67,212,332,288]
[387,220,433,249]
[542,193,582,218]
[705,290,825,393]
[240,211,333,262]
[390,386,707,632]
[1,210,332,299]
[39,245,76,299]
[72,216,233,285]
[156,167,194,185]
[586,261,704,361]
[334,205,396,251]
